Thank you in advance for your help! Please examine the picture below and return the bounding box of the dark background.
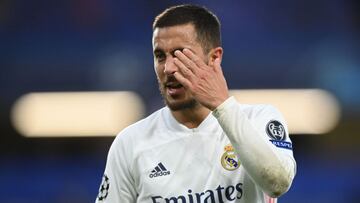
[0,0,359,202]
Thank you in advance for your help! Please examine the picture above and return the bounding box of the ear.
[208,47,223,66]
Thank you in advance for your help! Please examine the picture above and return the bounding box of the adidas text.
[149,163,170,178]
[149,171,171,178]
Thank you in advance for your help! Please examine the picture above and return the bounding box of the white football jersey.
[96,97,296,203]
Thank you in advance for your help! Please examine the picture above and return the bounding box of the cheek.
[154,65,165,80]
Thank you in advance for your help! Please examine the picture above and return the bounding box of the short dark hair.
[153,4,221,53]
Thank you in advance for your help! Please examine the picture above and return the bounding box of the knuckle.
[198,72,207,79]
[194,57,201,63]
[188,62,195,69]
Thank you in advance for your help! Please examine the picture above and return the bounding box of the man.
[96,4,296,203]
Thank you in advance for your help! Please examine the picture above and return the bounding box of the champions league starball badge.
[221,144,240,171]
[97,174,110,201]
[266,120,293,150]
[266,120,286,141]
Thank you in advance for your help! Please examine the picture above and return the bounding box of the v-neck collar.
[163,107,217,133]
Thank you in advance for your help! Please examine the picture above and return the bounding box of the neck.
[170,105,211,129]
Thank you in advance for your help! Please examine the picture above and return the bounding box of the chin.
[165,98,198,111]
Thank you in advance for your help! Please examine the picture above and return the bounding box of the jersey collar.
[163,107,218,133]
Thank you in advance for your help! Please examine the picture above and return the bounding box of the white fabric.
[96,96,296,203]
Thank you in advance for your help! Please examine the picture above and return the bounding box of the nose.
[164,56,178,75]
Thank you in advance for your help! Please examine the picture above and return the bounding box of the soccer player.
[96,4,296,203]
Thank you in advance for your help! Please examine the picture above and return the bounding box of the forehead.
[152,24,200,51]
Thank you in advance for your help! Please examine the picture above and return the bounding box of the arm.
[96,135,137,203]
[173,48,296,197]
[213,97,296,197]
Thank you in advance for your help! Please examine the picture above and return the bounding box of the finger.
[173,71,192,89]
[182,48,206,69]
[174,50,198,73]
[173,57,195,79]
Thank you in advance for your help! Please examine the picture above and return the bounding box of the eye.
[154,52,166,62]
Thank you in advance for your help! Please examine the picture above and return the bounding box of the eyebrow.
[153,48,163,54]
[153,47,188,56]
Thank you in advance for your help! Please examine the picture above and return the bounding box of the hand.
[173,48,229,110]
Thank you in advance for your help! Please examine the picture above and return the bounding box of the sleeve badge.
[266,120,293,150]
[97,174,110,201]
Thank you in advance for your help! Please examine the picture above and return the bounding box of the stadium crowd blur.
[0,0,359,202]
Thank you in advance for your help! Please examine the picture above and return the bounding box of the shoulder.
[112,107,166,145]
[214,96,283,120]
[239,103,283,120]
[107,106,174,170]
[239,103,288,134]
[108,106,172,158]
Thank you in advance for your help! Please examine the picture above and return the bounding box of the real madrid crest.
[221,144,240,171]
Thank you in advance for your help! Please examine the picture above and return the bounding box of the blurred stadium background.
[1,0,360,202]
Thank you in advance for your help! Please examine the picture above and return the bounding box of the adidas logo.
[149,162,170,178]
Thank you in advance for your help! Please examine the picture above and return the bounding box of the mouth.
[165,81,184,96]
[165,82,183,89]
